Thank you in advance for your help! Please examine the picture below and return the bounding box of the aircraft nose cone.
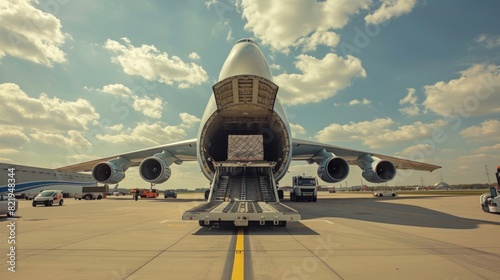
[218,39,273,81]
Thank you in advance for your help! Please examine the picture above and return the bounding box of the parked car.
[164,190,177,199]
[33,190,64,207]
[0,194,18,217]
[373,190,397,197]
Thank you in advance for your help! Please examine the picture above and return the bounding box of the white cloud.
[275,53,366,106]
[93,84,164,119]
[95,122,187,147]
[396,143,437,159]
[0,0,67,66]
[133,96,163,119]
[460,119,500,142]
[212,19,233,43]
[349,98,371,106]
[0,129,30,148]
[0,83,99,132]
[423,64,500,117]
[240,0,370,52]
[31,130,92,149]
[365,0,417,25]
[475,143,500,154]
[99,83,133,98]
[299,31,340,52]
[474,34,500,49]
[456,153,499,173]
[315,118,448,149]
[188,52,200,60]
[289,123,306,137]
[105,124,124,133]
[103,37,208,88]
[0,158,14,164]
[179,113,200,128]
[399,88,420,116]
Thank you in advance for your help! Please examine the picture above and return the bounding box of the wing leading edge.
[56,138,198,172]
[291,138,441,172]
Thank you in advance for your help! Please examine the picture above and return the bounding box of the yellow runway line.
[231,228,245,280]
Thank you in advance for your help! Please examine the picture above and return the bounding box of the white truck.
[182,135,300,227]
[373,190,398,197]
[74,186,107,200]
[480,166,500,214]
[290,175,318,202]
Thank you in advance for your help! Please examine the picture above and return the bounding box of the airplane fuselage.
[196,39,292,181]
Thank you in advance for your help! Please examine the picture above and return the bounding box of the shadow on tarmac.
[191,221,319,236]
[282,196,500,230]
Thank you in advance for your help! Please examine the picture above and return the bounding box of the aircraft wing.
[56,138,198,172]
[291,138,441,172]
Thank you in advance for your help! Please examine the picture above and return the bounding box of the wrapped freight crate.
[227,135,264,161]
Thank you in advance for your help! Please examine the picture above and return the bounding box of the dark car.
[164,190,177,199]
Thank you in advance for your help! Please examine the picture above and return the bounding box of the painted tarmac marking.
[231,228,245,280]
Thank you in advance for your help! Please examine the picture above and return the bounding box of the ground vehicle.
[74,186,106,200]
[480,166,500,213]
[183,135,300,227]
[75,192,103,200]
[139,189,160,198]
[164,190,177,198]
[290,175,318,202]
[0,194,18,217]
[33,190,64,207]
[480,187,500,213]
[373,190,397,197]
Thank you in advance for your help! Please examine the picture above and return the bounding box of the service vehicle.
[373,190,397,197]
[140,189,159,198]
[183,135,300,227]
[74,186,106,200]
[290,175,318,202]
[164,190,177,198]
[32,190,64,207]
[480,166,500,214]
[0,194,18,217]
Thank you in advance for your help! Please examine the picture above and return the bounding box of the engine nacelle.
[362,160,396,183]
[317,156,349,183]
[92,162,126,184]
[139,156,172,184]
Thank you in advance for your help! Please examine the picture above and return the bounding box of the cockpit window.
[236,38,257,45]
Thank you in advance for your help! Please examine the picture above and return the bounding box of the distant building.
[434,182,449,189]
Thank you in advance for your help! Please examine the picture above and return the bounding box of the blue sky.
[1,0,499,189]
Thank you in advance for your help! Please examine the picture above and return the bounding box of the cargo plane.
[55,38,440,226]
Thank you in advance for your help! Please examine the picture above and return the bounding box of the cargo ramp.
[182,161,300,226]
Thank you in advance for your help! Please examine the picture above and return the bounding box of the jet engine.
[139,156,172,184]
[92,162,126,184]
[361,160,396,183]
[317,156,350,183]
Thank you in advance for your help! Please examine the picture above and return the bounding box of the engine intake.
[317,156,349,183]
[362,160,396,183]
[139,156,172,184]
[92,162,126,184]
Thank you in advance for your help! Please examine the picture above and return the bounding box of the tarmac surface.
[1,192,500,280]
